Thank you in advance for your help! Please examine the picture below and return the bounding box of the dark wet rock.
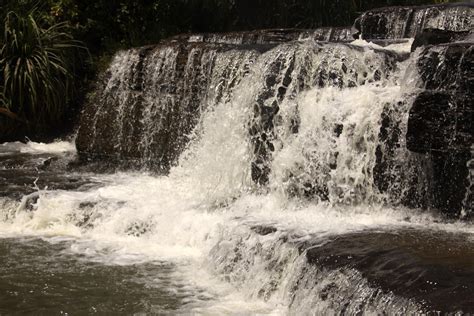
[429,151,471,216]
[250,43,403,188]
[303,229,474,313]
[126,220,155,237]
[76,41,269,172]
[411,28,471,51]
[416,42,473,93]
[464,147,474,217]
[78,201,97,209]
[355,3,474,40]
[0,150,100,200]
[171,28,354,45]
[37,156,60,170]
[405,42,473,217]
[407,91,471,153]
[374,100,411,203]
[251,225,277,236]
[67,206,99,229]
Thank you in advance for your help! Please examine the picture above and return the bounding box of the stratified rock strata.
[407,42,473,216]
[355,3,473,39]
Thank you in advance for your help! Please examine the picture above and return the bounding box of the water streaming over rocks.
[1,3,474,315]
[355,2,474,40]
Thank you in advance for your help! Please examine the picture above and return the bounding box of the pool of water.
[0,237,194,315]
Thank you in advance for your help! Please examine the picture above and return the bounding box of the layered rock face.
[171,28,354,45]
[355,3,473,39]
[76,28,355,170]
[76,4,473,217]
[76,42,266,170]
[407,42,473,216]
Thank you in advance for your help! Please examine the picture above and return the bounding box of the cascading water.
[356,3,473,39]
[1,5,473,314]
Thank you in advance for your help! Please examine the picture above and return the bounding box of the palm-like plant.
[0,8,86,131]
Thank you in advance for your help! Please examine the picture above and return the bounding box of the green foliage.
[0,8,87,130]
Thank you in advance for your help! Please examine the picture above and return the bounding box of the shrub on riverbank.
[0,6,87,141]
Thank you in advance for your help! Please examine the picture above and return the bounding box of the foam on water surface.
[1,167,473,314]
[0,140,76,155]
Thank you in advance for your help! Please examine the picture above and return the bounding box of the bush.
[0,8,87,135]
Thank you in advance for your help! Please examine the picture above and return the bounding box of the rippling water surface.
[1,141,473,314]
[0,237,190,314]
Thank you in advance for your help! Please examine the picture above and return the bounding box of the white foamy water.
[350,38,414,53]
[1,169,472,314]
[0,140,76,155]
[1,40,473,314]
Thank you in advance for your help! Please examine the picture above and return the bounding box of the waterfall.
[77,43,264,171]
[356,3,473,39]
[1,3,473,314]
[77,38,428,207]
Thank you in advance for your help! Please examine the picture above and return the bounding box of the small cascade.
[77,43,262,170]
[210,221,474,314]
[245,43,407,201]
[356,3,473,39]
[300,27,354,42]
[174,28,354,45]
[77,25,472,213]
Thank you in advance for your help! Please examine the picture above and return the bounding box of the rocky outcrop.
[75,4,472,218]
[170,28,354,45]
[406,42,473,217]
[249,43,404,187]
[76,41,273,170]
[222,223,474,314]
[355,3,473,40]
[411,28,471,51]
[303,229,474,313]
[76,28,356,171]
